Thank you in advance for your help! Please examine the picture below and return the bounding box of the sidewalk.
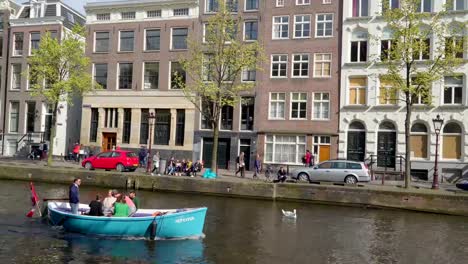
[0,157,460,191]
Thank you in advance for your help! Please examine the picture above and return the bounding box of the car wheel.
[345,175,358,184]
[116,164,125,172]
[84,162,93,170]
[298,173,310,182]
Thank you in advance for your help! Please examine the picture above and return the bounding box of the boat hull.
[456,183,468,191]
[48,202,207,239]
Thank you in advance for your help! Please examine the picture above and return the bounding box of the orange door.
[319,145,331,162]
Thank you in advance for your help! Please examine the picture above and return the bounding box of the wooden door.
[377,132,396,168]
[202,138,231,169]
[102,133,116,152]
[319,145,331,162]
[347,131,366,161]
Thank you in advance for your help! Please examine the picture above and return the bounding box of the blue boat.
[456,180,468,191]
[47,202,207,239]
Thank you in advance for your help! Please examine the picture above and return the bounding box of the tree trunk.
[47,102,59,166]
[211,119,220,175]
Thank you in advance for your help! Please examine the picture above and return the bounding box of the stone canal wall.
[1,164,467,217]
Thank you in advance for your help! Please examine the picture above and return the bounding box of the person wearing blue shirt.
[69,178,81,214]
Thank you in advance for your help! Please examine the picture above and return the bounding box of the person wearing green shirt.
[129,190,140,210]
[113,195,130,217]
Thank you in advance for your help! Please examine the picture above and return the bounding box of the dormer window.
[31,2,44,18]
[121,11,136,20]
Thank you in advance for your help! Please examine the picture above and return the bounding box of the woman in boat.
[102,189,117,216]
[113,194,130,217]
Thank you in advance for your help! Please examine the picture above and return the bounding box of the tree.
[27,25,95,166]
[178,2,264,174]
[378,0,464,188]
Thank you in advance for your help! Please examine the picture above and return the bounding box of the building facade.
[192,0,260,170]
[256,0,341,167]
[339,0,468,180]
[81,0,199,158]
[0,0,84,157]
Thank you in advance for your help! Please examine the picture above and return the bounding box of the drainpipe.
[1,22,11,156]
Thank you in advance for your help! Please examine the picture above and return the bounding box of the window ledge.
[342,105,369,110]
[412,104,433,109]
[243,10,259,13]
[345,16,371,22]
[315,36,334,39]
[438,105,467,110]
[93,52,109,54]
[373,104,400,109]
[343,62,368,67]
[143,50,160,53]
[117,51,134,54]
[170,49,188,52]
[312,119,331,122]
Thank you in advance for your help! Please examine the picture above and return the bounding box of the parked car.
[81,150,139,172]
[291,160,370,184]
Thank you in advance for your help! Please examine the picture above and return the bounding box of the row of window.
[205,0,258,12]
[265,135,331,164]
[353,0,467,18]
[94,28,188,53]
[201,97,255,131]
[93,62,186,90]
[11,31,58,57]
[346,76,465,106]
[275,0,333,8]
[269,92,330,120]
[96,8,190,21]
[89,108,186,146]
[203,21,259,41]
[270,53,332,78]
[8,101,53,138]
[272,14,334,39]
[349,35,465,63]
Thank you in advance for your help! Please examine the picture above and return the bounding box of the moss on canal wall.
[0,163,467,216]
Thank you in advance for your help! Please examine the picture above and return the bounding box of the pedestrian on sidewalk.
[73,143,80,162]
[304,150,312,167]
[138,146,147,168]
[253,154,262,179]
[69,178,81,214]
[235,152,245,178]
[151,152,160,176]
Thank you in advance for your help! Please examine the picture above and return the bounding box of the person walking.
[305,150,312,167]
[151,152,161,176]
[235,152,245,178]
[72,143,80,162]
[69,178,81,214]
[253,154,262,179]
[138,146,147,168]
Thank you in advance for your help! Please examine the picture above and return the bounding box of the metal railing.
[365,154,406,184]
[16,132,45,152]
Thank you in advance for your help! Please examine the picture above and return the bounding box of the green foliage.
[177,1,265,124]
[378,0,464,105]
[26,25,95,106]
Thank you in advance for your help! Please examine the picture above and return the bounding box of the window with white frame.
[447,0,466,11]
[417,0,432,13]
[294,15,311,38]
[381,39,396,61]
[382,0,400,12]
[206,0,219,12]
[292,54,309,77]
[271,55,288,78]
[314,53,331,77]
[121,12,135,20]
[95,32,110,53]
[445,37,464,59]
[147,10,161,18]
[9,101,19,133]
[173,8,189,16]
[244,21,258,40]
[272,16,289,39]
[144,62,159,89]
[349,77,367,105]
[291,92,307,119]
[413,38,430,60]
[145,29,160,51]
[269,93,285,119]
[13,32,23,56]
[172,28,188,49]
[96,13,110,21]
[226,0,239,12]
[379,79,398,105]
[276,0,285,7]
[119,31,134,52]
[245,0,259,10]
[265,135,306,164]
[30,32,41,54]
[313,93,330,120]
[411,77,430,105]
[443,76,463,105]
[313,136,331,163]
[323,0,332,3]
[94,63,108,89]
[316,14,333,37]
[297,0,310,5]
[11,64,21,90]
[442,123,462,159]
[352,0,369,17]
[242,67,256,82]
[118,63,133,89]
[350,31,368,62]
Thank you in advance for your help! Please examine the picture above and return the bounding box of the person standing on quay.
[151,151,161,176]
[69,178,81,214]
[235,152,245,178]
[253,154,261,179]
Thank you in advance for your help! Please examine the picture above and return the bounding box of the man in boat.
[69,178,81,214]
[124,194,137,216]
[88,195,104,216]
[129,191,140,210]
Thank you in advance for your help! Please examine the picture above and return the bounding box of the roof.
[85,0,198,10]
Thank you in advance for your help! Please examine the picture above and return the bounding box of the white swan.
[282,209,297,218]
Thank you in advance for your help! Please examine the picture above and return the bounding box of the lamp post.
[432,114,444,190]
[146,112,156,173]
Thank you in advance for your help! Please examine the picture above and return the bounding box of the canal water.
[0,180,466,264]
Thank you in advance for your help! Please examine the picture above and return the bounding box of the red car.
[82,150,139,172]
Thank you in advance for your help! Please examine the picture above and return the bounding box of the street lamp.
[432,114,444,190]
[146,112,156,173]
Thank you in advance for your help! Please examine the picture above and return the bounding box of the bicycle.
[264,164,273,182]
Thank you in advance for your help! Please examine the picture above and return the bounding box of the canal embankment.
[0,163,467,216]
